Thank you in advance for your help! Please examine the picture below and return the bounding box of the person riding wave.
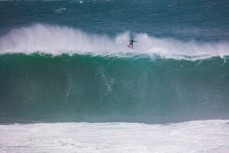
[128,38,137,49]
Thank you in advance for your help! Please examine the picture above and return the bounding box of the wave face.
[0,53,229,123]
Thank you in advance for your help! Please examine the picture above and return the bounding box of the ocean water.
[0,0,229,152]
[1,120,229,153]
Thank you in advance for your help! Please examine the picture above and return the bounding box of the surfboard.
[127,45,133,49]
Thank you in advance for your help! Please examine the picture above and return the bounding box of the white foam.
[54,8,66,13]
[0,120,229,153]
[0,23,229,59]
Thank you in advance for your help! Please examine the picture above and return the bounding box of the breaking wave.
[0,23,229,59]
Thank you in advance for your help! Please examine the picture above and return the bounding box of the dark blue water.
[0,0,229,41]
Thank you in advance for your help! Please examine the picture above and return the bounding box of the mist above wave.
[0,23,228,59]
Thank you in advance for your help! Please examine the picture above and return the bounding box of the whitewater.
[1,120,229,153]
[0,24,229,59]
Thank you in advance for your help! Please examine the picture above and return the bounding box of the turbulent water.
[1,120,229,153]
[0,0,229,152]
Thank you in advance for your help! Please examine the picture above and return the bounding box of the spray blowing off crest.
[0,24,126,55]
[0,23,228,59]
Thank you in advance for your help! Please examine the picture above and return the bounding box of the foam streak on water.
[0,120,229,153]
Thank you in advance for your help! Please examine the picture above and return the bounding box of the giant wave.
[1,24,229,123]
[0,53,229,123]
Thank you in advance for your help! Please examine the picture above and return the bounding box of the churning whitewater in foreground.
[1,120,229,153]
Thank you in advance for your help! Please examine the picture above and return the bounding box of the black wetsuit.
[129,39,137,48]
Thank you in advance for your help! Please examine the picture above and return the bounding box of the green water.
[0,54,229,123]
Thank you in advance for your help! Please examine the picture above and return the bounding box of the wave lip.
[0,23,229,60]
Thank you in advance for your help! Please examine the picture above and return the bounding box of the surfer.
[128,39,137,49]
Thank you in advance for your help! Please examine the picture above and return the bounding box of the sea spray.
[0,24,229,59]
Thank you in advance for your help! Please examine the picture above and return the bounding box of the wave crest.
[0,23,229,59]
